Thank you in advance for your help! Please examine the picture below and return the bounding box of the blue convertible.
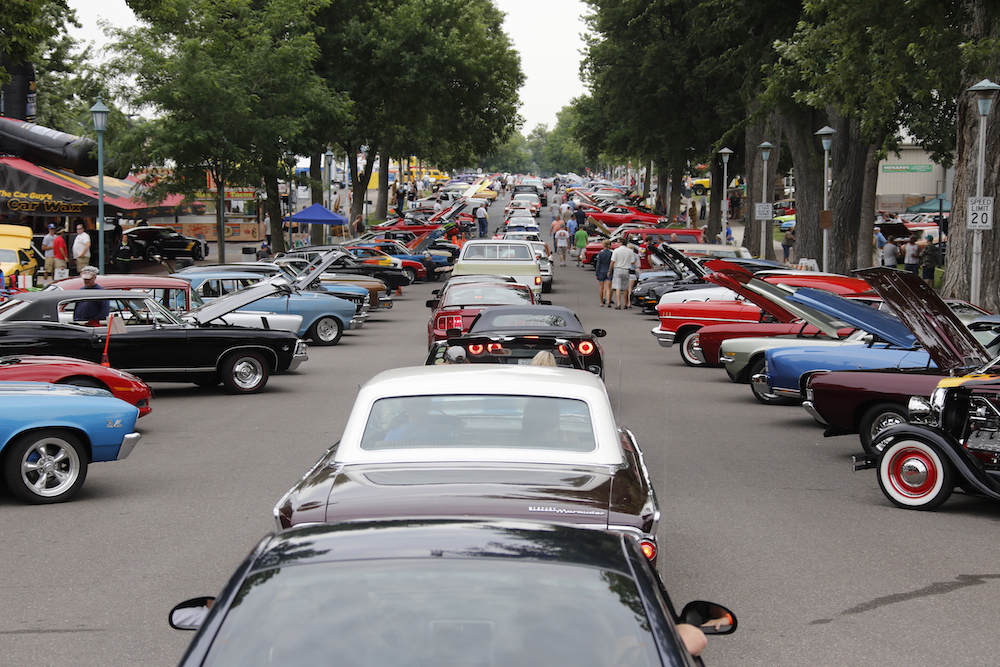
[0,382,141,503]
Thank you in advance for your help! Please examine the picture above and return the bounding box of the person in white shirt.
[609,242,636,309]
[554,228,571,266]
[475,205,488,237]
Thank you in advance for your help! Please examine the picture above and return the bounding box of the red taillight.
[437,314,463,331]
[534,276,542,285]
[557,344,568,355]
[487,342,502,353]
[578,341,595,355]
[640,540,657,560]
[468,344,485,355]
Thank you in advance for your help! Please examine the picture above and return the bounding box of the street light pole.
[89,98,109,274]
[324,149,334,244]
[968,79,1000,305]
[815,126,837,271]
[719,147,733,244]
[758,141,774,259]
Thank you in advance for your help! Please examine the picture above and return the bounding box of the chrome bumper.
[651,326,675,348]
[378,295,394,309]
[801,400,828,425]
[350,305,370,328]
[116,432,141,460]
[690,339,706,364]
[752,372,802,399]
[287,340,309,371]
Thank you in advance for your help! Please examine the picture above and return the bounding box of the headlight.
[907,395,933,422]
[930,386,948,412]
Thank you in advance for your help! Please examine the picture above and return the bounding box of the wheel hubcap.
[233,359,264,389]
[888,447,937,497]
[318,320,336,341]
[21,440,79,497]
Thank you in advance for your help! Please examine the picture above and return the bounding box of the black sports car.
[427,305,606,376]
[169,520,737,666]
[0,289,307,393]
[122,225,209,261]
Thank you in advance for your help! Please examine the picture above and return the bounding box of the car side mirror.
[591,328,607,338]
[169,596,216,631]
[680,600,737,636]
[538,299,552,305]
[426,299,438,308]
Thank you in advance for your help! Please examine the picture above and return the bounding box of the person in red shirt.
[52,227,69,276]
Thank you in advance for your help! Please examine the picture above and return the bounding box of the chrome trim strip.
[116,432,141,460]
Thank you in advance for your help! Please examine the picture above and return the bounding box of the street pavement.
[2,192,1000,666]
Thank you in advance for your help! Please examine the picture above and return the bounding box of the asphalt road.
[3,194,1000,666]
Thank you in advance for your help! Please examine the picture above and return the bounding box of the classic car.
[353,239,442,282]
[655,271,870,306]
[506,193,541,217]
[574,203,667,228]
[284,249,410,290]
[177,274,358,344]
[122,225,209,261]
[452,240,543,299]
[0,289,307,393]
[427,306,607,376]
[49,273,309,334]
[0,355,152,417]
[752,278,953,405]
[583,228,704,266]
[168,520,737,665]
[426,278,535,346]
[273,365,658,558]
[0,381,140,503]
[857,368,1000,511]
[263,257,390,310]
[502,199,535,219]
[671,244,753,259]
[802,269,998,455]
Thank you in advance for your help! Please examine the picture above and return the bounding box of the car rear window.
[360,395,596,453]
[444,286,531,307]
[462,244,533,260]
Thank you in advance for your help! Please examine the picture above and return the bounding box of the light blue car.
[175,273,358,345]
[0,382,141,504]
[752,288,924,404]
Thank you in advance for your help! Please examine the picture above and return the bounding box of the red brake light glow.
[640,540,657,560]
[437,314,463,331]
[557,344,568,356]
[468,344,485,355]
[578,341,595,355]
[487,343,502,353]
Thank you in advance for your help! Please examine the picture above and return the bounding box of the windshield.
[202,558,660,667]
[360,395,596,453]
[443,285,531,307]
[0,249,17,263]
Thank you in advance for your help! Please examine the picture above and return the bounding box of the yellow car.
[0,224,38,285]
[690,178,711,195]
[476,184,499,201]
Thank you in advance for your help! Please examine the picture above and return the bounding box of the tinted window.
[202,559,659,667]
[443,286,531,307]
[360,395,596,452]
[463,244,533,260]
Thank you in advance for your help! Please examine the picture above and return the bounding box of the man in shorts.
[609,241,636,309]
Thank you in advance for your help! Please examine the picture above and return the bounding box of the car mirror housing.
[169,596,216,631]
[680,600,737,635]
[591,328,607,338]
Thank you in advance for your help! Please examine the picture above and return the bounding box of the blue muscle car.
[0,382,141,503]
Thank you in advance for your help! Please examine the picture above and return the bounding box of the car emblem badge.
[106,419,123,428]
[528,506,603,516]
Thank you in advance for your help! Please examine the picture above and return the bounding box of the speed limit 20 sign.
[968,196,994,230]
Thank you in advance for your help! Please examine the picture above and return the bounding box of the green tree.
[0,0,67,84]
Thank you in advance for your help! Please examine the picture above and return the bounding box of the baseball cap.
[80,266,99,278]
[48,223,56,229]
[445,346,468,363]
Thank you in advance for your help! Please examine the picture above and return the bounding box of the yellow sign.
[6,198,85,213]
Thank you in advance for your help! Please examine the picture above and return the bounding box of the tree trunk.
[345,143,375,225]
[707,157,723,243]
[744,113,783,259]
[669,169,683,223]
[375,154,390,220]
[941,0,1000,308]
[655,161,669,215]
[644,160,652,205]
[309,153,325,245]
[213,165,227,264]
[264,171,285,254]
[825,111,869,275]
[779,107,824,267]
[855,148,879,269]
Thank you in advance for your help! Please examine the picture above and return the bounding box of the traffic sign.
[969,196,994,230]
[755,203,773,221]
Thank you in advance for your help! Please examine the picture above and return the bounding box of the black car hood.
[855,267,991,370]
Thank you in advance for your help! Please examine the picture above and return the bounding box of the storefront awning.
[0,156,203,219]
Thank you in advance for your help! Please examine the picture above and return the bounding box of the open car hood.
[786,286,918,349]
[291,250,347,290]
[185,277,294,325]
[855,267,991,370]
[704,260,844,338]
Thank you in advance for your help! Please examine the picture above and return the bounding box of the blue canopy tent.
[284,203,350,242]
[906,194,950,213]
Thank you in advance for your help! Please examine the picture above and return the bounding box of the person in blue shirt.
[72,266,110,326]
[594,240,614,306]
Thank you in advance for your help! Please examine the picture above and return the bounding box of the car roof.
[336,365,621,466]
[49,275,191,290]
[469,305,585,334]
[253,519,632,572]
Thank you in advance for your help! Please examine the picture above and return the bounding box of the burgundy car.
[426,278,534,347]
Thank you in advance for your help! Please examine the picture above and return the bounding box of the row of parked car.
[640,253,1000,512]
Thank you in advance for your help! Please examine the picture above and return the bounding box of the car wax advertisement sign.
[0,159,138,218]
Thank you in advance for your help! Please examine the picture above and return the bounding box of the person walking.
[554,227,571,266]
[627,242,641,296]
[52,227,68,278]
[903,235,920,274]
[920,235,940,287]
[882,237,900,268]
[609,241,635,309]
[574,227,588,267]
[72,222,92,275]
[595,240,613,306]
[475,203,488,238]
[41,223,57,282]
[573,206,586,231]
[782,228,796,264]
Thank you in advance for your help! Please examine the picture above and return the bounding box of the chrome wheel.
[5,431,87,503]
[860,403,907,456]
[309,316,343,346]
[221,352,269,393]
[678,330,704,367]
[878,438,953,510]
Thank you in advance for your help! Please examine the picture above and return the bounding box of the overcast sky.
[66,0,590,134]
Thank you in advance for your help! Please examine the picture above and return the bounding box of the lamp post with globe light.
[968,79,1000,305]
[89,98,109,274]
[814,126,836,271]
[758,142,774,258]
[719,147,733,244]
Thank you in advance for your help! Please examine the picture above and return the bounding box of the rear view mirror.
[591,328,607,338]
[680,600,737,636]
[169,596,216,631]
